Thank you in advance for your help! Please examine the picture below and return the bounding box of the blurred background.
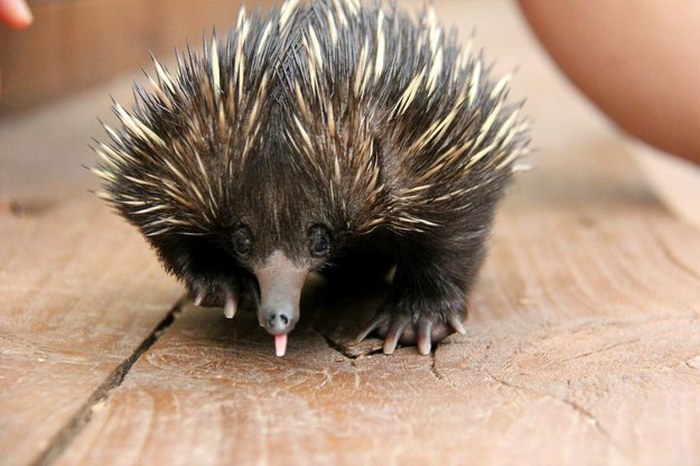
[0,0,263,113]
[0,0,273,201]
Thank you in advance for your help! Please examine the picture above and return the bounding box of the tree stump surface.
[1,1,699,465]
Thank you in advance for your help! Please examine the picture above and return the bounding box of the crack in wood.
[556,338,642,363]
[428,348,461,391]
[484,370,619,448]
[30,298,186,466]
[319,333,356,359]
[318,332,383,360]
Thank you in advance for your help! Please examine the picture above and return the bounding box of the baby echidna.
[94,0,529,357]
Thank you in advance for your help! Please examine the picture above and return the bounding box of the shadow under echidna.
[93,0,529,357]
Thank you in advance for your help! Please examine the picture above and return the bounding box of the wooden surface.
[1,1,700,465]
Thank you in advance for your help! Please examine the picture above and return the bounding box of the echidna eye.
[308,225,331,258]
[232,225,252,257]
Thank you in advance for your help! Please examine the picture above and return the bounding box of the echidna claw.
[355,313,390,343]
[224,288,238,319]
[416,317,434,355]
[194,290,206,307]
[383,319,409,355]
[448,315,467,335]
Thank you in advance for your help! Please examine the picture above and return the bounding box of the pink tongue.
[275,334,288,357]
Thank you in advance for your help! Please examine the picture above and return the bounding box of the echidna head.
[224,157,343,341]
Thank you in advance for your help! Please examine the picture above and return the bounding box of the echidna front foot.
[356,296,468,355]
[355,241,475,355]
[188,278,242,320]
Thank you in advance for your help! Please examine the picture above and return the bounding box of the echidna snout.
[254,251,308,356]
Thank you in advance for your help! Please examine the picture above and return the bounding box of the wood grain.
[0,200,182,464]
[1,0,699,465]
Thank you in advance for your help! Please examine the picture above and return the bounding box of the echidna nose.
[264,307,296,334]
